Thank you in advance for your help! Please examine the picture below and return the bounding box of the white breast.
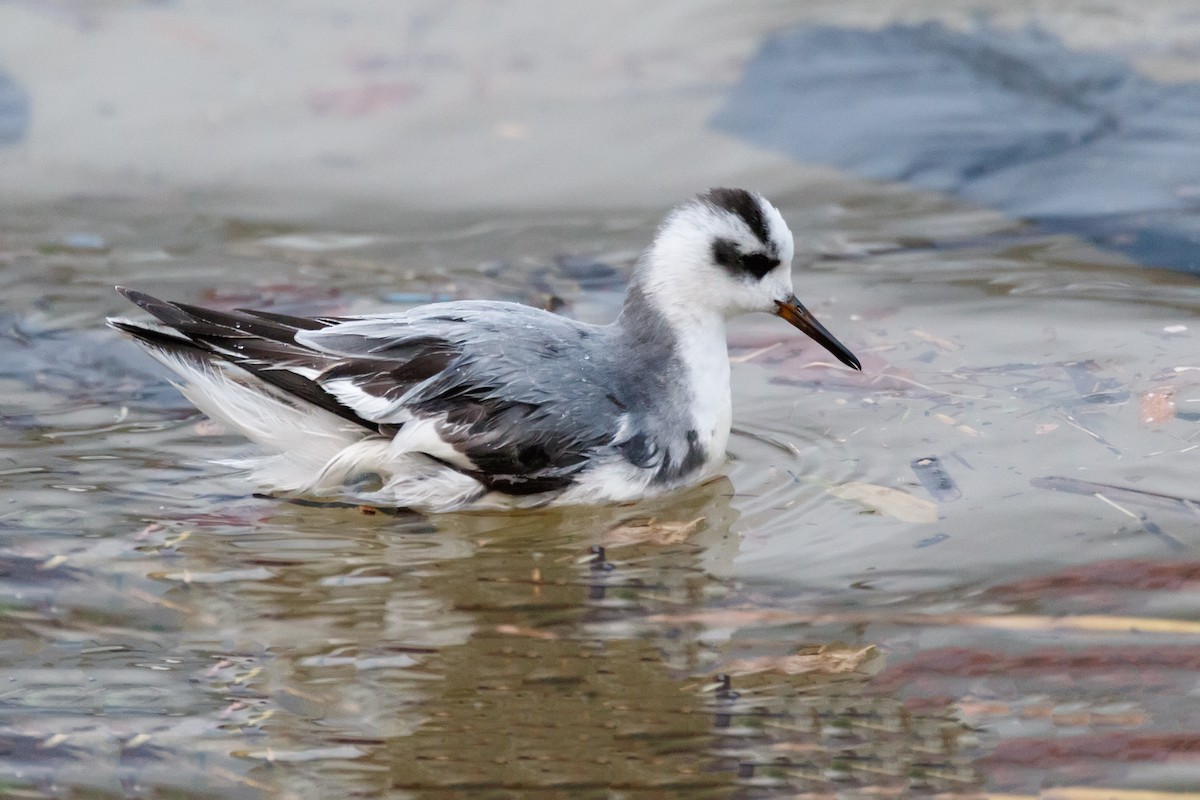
[676,318,733,471]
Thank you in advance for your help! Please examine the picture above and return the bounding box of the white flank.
[146,348,362,466]
[128,334,489,506]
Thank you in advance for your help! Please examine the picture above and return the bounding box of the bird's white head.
[638,188,860,370]
[644,187,795,317]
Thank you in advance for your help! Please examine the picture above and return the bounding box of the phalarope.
[110,188,860,512]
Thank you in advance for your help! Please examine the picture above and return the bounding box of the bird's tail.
[108,313,369,491]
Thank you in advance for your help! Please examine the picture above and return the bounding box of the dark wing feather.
[235,307,340,331]
[295,302,628,492]
[113,287,388,432]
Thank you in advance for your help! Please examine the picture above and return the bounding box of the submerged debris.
[911,456,962,501]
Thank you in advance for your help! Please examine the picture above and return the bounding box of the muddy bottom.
[3,185,1200,798]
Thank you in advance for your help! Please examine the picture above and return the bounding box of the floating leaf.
[723,644,878,677]
[1140,389,1176,426]
[933,412,982,437]
[828,482,938,523]
[602,516,703,548]
[910,328,960,351]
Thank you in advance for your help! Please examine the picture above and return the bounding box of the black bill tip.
[774,294,861,371]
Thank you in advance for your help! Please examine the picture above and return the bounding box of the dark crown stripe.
[700,187,770,246]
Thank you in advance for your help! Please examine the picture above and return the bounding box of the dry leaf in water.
[1140,389,1176,426]
[724,644,878,677]
[910,328,960,352]
[602,516,703,548]
[828,482,938,523]
[933,412,981,437]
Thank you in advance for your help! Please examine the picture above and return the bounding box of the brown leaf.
[828,482,938,523]
[602,516,703,548]
[724,644,878,677]
[933,412,982,437]
[910,328,960,352]
[1140,389,1176,426]
[645,608,807,628]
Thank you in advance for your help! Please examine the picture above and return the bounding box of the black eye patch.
[711,238,780,280]
[740,252,779,279]
[711,238,740,269]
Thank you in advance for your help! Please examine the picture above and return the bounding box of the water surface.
[4,184,1200,797]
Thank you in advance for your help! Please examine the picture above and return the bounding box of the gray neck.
[612,269,731,430]
[615,280,675,354]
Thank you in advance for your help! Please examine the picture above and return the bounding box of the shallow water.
[3,182,1200,798]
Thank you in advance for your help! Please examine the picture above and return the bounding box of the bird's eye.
[740,252,779,279]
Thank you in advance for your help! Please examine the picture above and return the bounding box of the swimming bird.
[109,188,860,512]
